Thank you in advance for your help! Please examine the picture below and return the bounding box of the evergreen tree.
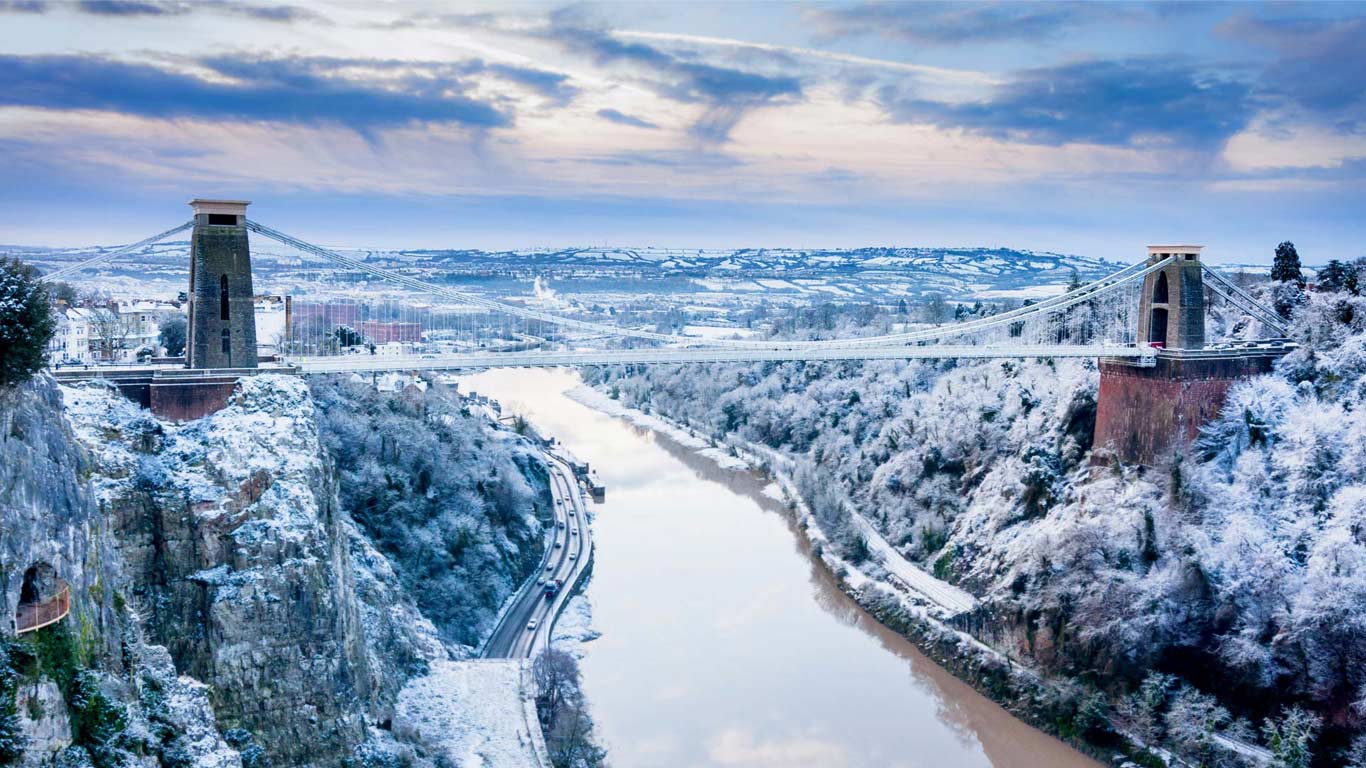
[158,315,187,357]
[1271,241,1305,287]
[1263,707,1320,768]
[333,325,363,347]
[1316,259,1360,295]
[0,257,55,388]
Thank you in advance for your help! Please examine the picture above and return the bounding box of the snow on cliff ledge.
[63,375,325,540]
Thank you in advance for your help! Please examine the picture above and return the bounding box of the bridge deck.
[289,344,1151,374]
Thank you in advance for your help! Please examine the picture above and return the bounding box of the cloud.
[881,58,1254,149]
[227,3,327,23]
[583,149,741,169]
[1220,13,1366,131]
[195,54,575,106]
[76,0,179,15]
[0,54,511,132]
[485,62,578,106]
[9,0,330,22]
[545,10,801,142]
[597,108,659,129]
[807,1,1120,45]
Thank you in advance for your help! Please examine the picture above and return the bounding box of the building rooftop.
[188,199,251,216]
[1147,245,1204,254]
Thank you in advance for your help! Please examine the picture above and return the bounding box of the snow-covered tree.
[0,257,55,387]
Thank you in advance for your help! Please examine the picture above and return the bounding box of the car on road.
[568,552,578,561]
[571,528,578,535]
[557,521,565,528]
[526,619,537,631]
[554,540,562,548]
[543,582,558,598]
[545,562,554,572]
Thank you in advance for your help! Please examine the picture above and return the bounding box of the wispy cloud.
[616,30,997,87]
[807,1,1123,45]
[597,108,659,130]
[6,0,330,23]
[544,9,801,143]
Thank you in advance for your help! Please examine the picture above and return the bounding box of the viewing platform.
[15,579,70,635]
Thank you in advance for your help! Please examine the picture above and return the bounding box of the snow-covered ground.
[550,594,601,655]
[394,659,550,768]
[680,324,759,340]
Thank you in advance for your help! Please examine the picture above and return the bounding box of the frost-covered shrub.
[1263,707,1321,768]
[224,729,268,768]
[0,640,26,766]
[1194,376,1296,471]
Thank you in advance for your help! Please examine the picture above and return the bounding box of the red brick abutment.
[1092,349,1286,466]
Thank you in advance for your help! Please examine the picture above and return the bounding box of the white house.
[49,307,94,364]
[115,301,181,359]
[255,296,289,356]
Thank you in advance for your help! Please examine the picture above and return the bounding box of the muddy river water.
[459,368,1099,768]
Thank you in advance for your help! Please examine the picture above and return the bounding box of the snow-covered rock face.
[61,374,442,766]
[0,377,244,768]
[0,377,108,647]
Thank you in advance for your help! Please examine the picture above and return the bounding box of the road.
[482,453,593,659]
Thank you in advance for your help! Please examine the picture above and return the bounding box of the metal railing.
[15,581,71,634]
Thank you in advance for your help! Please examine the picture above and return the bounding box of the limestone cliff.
[1,374,465,767]
[1,376,240,768]
[58,375,446,765]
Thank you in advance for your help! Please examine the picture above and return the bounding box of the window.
[207,213,236,226]
[221,328,231,355]
[1152,272,1169,304]
[219,275,230,320]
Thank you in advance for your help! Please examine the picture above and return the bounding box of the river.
[459,368,1100,768]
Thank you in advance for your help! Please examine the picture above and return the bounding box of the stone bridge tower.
[187,199,258,369]
[1136,245,1205,349]
[1092,245,1281,466]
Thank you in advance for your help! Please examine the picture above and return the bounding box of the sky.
[0,0,1363,263]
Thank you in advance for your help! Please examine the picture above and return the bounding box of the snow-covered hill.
[9,241,1125,302]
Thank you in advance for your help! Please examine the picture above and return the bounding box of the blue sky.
[0,1,1363,263]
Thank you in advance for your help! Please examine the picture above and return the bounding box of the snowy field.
[395,659,550,768]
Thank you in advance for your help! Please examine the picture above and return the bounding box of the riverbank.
[564,383,1139,765]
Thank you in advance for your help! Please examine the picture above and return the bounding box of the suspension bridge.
[38,200,1290,372]
[38,199,1294,463]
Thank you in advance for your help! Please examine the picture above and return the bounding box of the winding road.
[482,452,593,658]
